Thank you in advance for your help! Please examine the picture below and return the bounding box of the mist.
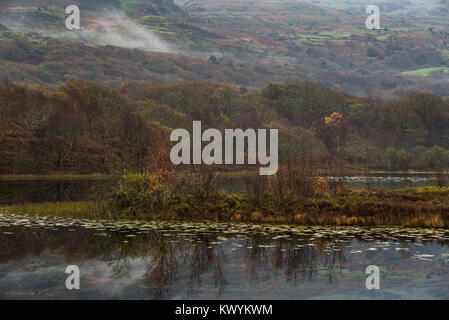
[0,8,173,54]
[81,10,173,53]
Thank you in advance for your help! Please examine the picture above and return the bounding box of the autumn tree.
[32,111,86,168]
[324,112,346,153]
[118,111,152,172]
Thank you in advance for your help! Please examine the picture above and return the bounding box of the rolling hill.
[0,0,449,99]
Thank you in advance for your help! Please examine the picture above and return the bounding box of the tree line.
[1,79,449,174]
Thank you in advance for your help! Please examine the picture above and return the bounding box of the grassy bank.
[4,187,449,228]
[3,202,111,220]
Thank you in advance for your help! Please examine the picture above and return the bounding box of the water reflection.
[0,173,440,205]
[323,174,440,190]
[0,180,101,205]
[0,216,448,299]
[214,174,440,193]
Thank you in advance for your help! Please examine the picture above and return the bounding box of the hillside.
[0,0,449,99]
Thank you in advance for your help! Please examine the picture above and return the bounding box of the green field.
[401,67,449,77]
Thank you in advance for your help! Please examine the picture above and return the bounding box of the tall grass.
[5,202,113,219]
[4,169,449,228]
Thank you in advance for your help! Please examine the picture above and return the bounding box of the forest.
[1,79,449,174]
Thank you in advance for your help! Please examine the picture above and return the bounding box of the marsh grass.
[4,168,449,228]
[4,186,449,228]
[4,201,122,220]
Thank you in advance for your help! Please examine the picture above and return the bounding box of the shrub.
[418,146,449,169]
[106,172,176,216]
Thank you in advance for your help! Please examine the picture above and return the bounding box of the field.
[401,67,449,77]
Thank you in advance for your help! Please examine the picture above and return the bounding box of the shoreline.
[0,169,447,181]
[3,186,449,229]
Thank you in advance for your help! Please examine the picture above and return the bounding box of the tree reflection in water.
[183,237,228,297]
[322,241,346,283]
[9,222,444,299]
[0,224,348,298]
[244,238,346,286]
[145,235,179,299]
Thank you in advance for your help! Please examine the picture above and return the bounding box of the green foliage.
[6,201,105,219]
[418,145,449,169]
[106,173,176,216]
[137,99,191,130]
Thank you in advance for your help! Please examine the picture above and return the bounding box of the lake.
[0,173,443,205]
[0,213,448,300]
[0,179,101,205]
[218,172,442,193]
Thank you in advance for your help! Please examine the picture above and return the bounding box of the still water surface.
[0,214,448,300]
[219,173,441,193]
[0,173,441,205]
